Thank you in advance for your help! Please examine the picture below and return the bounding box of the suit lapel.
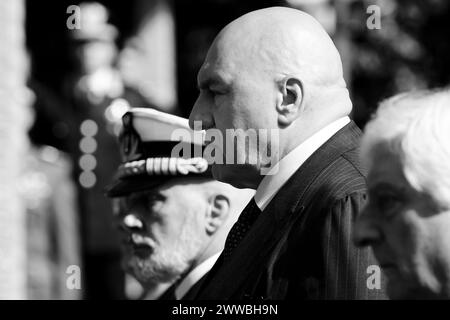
[199,122,362,299]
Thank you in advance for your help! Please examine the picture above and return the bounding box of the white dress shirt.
[254,117,351,211]
[174,251,222,299]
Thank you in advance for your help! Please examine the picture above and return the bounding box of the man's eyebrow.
[197,74,228,90]
[197,78,217,90]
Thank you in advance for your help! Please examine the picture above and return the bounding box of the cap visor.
[104,176,168,198]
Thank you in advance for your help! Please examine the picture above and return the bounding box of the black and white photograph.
[1,0,450,311]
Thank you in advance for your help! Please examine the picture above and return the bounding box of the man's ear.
[276,76,304,126]
[205,194,230,235]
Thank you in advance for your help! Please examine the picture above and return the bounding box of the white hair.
[361,88,450,209]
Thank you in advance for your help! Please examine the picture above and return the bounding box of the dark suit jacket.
[195,121,387,300]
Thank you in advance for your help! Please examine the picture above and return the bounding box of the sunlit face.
[116,179,209,286]
[189,39,279,188]
[354,144,450,299]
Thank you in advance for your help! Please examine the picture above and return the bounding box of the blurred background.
[0,0,449,299]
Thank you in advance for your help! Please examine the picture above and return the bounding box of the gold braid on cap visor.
[117,157,209,179]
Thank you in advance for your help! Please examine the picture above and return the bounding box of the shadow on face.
[114,178,209,284]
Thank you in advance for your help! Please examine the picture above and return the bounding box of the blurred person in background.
[21,140,81,300]
[354,88,450,299]
[21,69,81,299]
[105,108,254,299]
[62,2,143,299]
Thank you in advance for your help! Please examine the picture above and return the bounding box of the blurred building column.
[0,0,29,299]
[120,0,177,112]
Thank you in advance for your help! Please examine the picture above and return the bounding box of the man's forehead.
[197,36,243,84]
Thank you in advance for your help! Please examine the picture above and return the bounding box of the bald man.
[189,7,387,299]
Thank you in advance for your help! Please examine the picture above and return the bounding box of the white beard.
[123,221,205,285]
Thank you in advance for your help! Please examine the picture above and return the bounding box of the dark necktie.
[222,198,261,261]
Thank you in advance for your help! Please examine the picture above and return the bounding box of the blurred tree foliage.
[346,0,450,127]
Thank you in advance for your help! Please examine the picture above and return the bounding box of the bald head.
[209,7,345,88]
[190,7,352,187]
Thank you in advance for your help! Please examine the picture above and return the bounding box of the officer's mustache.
[123,232,156,251]
[131,233,154,247]
[118,214,156,249]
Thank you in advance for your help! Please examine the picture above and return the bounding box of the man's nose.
[353,210,382,248]
[189,97,213,130]
[120,213,144,232]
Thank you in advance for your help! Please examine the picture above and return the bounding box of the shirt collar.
[174,251,222,300]
[254,116,351,211]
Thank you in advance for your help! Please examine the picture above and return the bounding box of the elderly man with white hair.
[354,88,450,299]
